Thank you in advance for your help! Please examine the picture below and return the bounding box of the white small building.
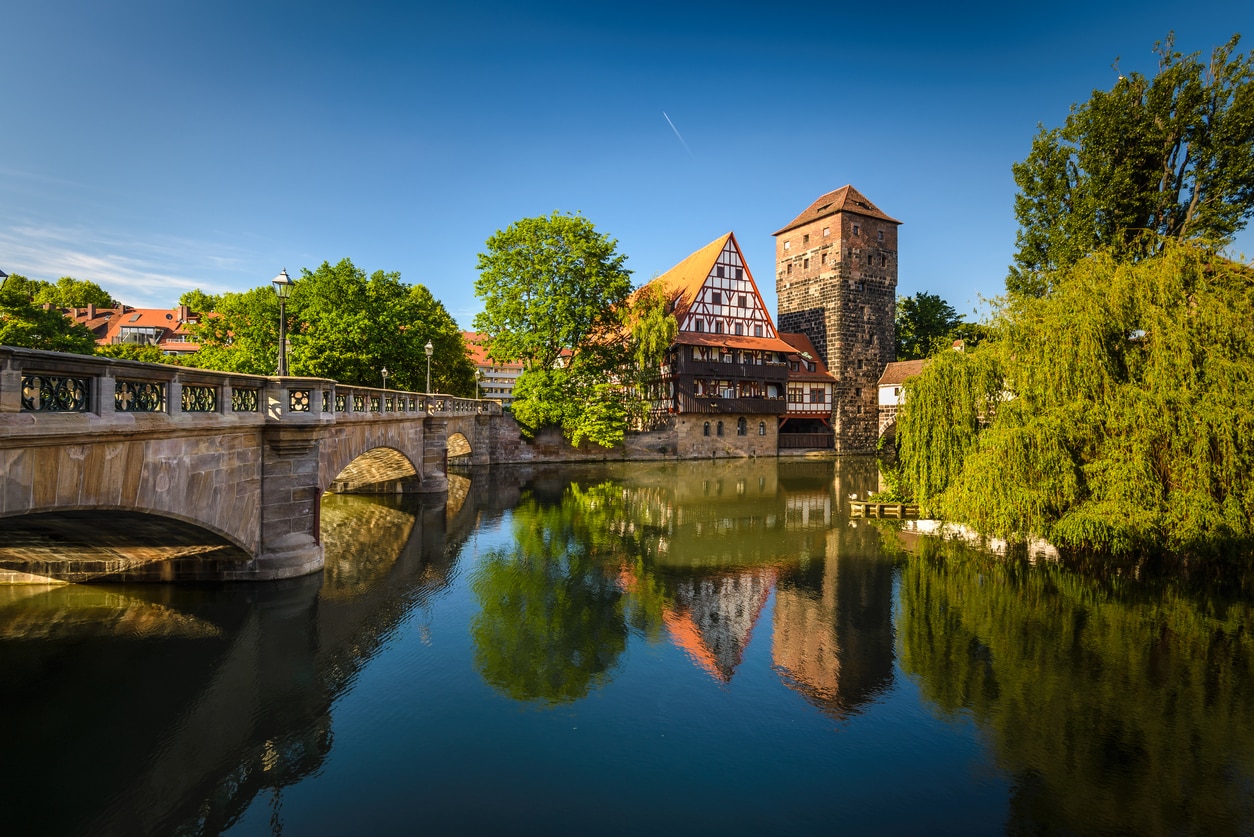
[876,359,927,438]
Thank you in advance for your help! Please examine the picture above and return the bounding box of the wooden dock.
[849,501,919,519]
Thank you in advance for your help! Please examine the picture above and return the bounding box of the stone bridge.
[0,346,512,581]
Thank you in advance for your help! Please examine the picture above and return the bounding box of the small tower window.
[803,259,809,270]
[803,234,809,245]
[784,241,791,250]
[737,417,747,436]
[717,421,724,437]
[878,230,884,242]
[703,421,710,436]
[853,224,860,235]
[758,421,766,436]
[822,227,829,236]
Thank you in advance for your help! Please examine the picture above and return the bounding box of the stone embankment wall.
[485,414,818,464]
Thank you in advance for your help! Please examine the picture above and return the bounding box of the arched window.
[717,421,724,437]
[703,421,710,437]
[758,421,766,436]
[736,417,747,436]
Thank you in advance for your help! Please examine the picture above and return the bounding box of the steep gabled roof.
[649,233,732,325]
[773,185,901,236]
[640,232,798,354]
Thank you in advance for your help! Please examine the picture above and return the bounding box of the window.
[717,421,724,436]
[854,387,862,397]
[857,359,864,369]
[822,226,829,236]
[711,292,722,306]
[714,321,724,334]
[784,241,791,250]
[821,253,827,265]
[803,234,810,245]
[810,388,826,404]
[703,421,710,436]
[734,323,743,336]
[735,268,743,280]
[853,224,860,235]
[694,320,704,333]
[758,421,766,436]
[894,387,901,398]
[878,230,884,242]
[737,417,747,436]
[855,281,865,291]
[754,325,763,337]
[738,295,746,308]
[787,263,793,274]
[803,259,809,270]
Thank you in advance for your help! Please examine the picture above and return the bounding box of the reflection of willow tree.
[898,541,1254,833]
[471,483,631,704]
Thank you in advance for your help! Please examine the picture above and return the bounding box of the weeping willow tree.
[896,243,1254,558]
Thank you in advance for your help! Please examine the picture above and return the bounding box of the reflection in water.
[895,536,1254,835]
[5,459,1249,834]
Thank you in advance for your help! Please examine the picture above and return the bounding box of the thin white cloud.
[0,221,260,307]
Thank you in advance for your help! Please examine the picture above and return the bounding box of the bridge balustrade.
[0,347,501,424]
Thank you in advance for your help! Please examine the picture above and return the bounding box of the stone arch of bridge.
[326,446,421,494]
[0,508,253,583]
[446,432,472,460]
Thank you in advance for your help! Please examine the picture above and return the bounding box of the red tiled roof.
[878,359,927,386]
[463,331,523,369]
[773,185,901,236]
[779,332,837,382]
[674,332,799,355]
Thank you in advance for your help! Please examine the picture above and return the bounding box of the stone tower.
[774,186,900,453]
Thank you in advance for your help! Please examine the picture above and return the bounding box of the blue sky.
[1,1,1251,328]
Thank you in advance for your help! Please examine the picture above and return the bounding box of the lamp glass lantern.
[424,340,434,394]
[272,269,295,376]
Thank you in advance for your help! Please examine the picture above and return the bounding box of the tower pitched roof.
[773,185,901,236]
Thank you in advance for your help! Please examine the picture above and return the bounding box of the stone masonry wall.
[775,208,898,454]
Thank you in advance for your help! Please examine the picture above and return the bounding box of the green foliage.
[898,244,1254,557]
[895,348,1004,510]
[897,547,1254,833]
[178,288,220,313]
[31,276,115,308]
[0,285,98,353]
[895,291,965,360]
[1010,33,1254,297]
[475,213,673,447]
[474,211,632,371]
[95,342,172,364]
[187,259,474,392]
[470,485,628,704]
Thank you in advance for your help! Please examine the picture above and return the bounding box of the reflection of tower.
[664,568,776,682]
[772,525,894,717]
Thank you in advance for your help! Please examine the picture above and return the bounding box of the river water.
[2,459,1252,835]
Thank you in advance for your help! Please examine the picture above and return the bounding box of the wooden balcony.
[674,356,789,382]
[676,393,786,415]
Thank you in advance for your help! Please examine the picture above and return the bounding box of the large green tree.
[895,291,965,360]
[1009,33,1254,297]
[189,259,473,392]
[0,285,98,353]
[474,211,632,371]
[178,288,220,313]
[895,244,1254,558]
[474,213,673,447]
[32,277,115,308]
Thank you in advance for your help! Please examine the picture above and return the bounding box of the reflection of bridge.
[0,347,513,581]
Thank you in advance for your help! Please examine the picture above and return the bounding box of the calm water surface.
[2,459,1252,835]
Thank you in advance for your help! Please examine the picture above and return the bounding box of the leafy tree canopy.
[31,276,115,308]
[188,259,474,392]
[178,288,221,313]
[474,213,674,447]
[895,291,965,360]
[895,243,1254,559]
[0,285,98,353]
[474,212,632,371]
[95,342,174,364]
[1009,33,1254,297]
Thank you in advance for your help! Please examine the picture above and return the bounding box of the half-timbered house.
[643,232,829,455]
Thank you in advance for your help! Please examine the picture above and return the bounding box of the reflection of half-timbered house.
[643,233,801,455]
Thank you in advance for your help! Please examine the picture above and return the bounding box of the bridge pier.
[422,418,449,494]
[254,421,326,580]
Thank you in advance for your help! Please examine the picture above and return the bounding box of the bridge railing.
[0,347,503,425]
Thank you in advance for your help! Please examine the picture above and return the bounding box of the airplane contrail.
[663,112,694,157]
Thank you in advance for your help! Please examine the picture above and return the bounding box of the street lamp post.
[272,269,295,376]
[424,340,434,394]
[475,368,482,399]
[381,366,389,390]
